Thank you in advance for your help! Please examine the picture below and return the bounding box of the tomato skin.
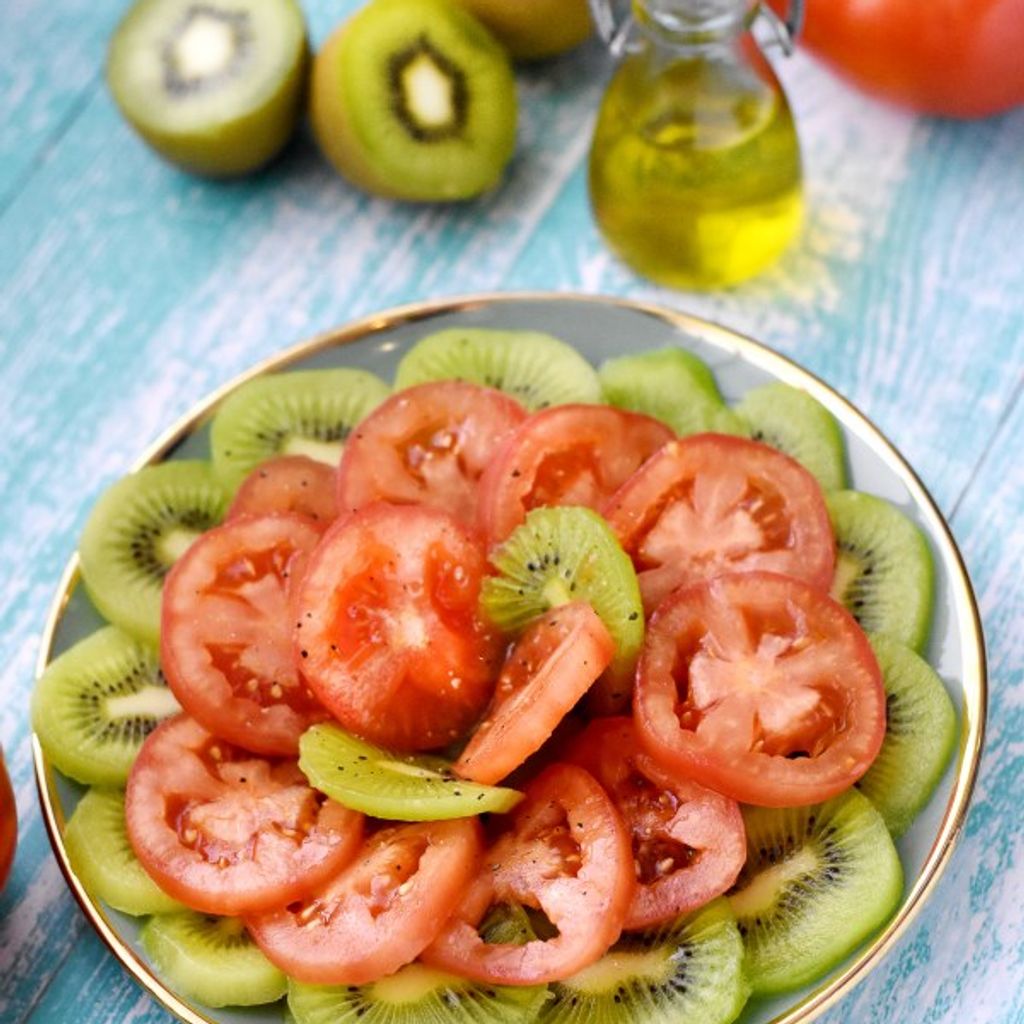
[634,572,886,807]
[792,0,1024,117]
[563,718,746,930]
[296,503,501,751]
[477,405,673,546]
[423,764,635,985]
[337,381,528,528]
[0,747,15,893]
[604,434,835,614]
[247,819,483,985]
[454,602,615,785]
[227,456,339,528]
[161,514,328,757]
[126,716,363,915]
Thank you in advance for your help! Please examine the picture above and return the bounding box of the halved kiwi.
[480,506,644,712]
[106,0,309,177]
[826,490,935,651]
[540,899,749,1024]
[858,635,958,836]
[311,0,517,201]
[210,368,390,491]
[728,790,903,995]
[394,328,602,410]
[65,788,184,916]
[33,626,179,786]
[298,723,523,820]
[734,381,847,492]
[78,461,229,643]
[141,911,287,1007]
[598,348,746,437]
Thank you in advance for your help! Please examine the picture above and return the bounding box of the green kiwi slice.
[106,0,309,177]
[311,0,517,201]
[480,506,644,709]
[728,790,903,995]
[141,911,287,1007]
[734,381,847,491]
[539,899,749,1024]
[210,368,390,491]
[826,490,935,651]
[65,788,184,916]
[32,626,179,786]
[858,635,958,837]
[394,328,602,410]
[298,723,523,820]
[598,348,746,437]
[78,461,229,644]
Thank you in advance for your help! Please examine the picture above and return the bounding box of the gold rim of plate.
[32,291,987,1024]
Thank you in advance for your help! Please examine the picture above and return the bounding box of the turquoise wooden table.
[1,1,1022,1020]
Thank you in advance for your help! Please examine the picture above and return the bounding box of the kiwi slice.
[858,635,958,837]
[210,368,390,491]
[826,490,935,651]
[299,723,523,820]
[599,348,746,437]
[141,911,287,1007]
[394,328,602,410]
[106,0,308,177]
[728,790,903,995]
[480,506,644,709]
[78,461,229,644]
[734,382,847,492]
[65,788,183,916]
[33,626,179,786]
[540,899,749,1024]
[310,0,517,201]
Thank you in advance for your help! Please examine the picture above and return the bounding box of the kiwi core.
[568,948,675,992]
[281,436,344,465]
[389,38,467,141]
[729,846,818,916]
[164,6,250,95]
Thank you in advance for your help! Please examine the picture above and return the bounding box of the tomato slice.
[477,405,673,546]
[563,717,745,930]
[125,715,362,915]
[454,602,614,785]
[246,819,482,985]
[603,434,835,613]
[634,572,886,806]
[296,503,501,751]
[161,514,327,756]
[337,381,528,527]
[0,746,15,893]
[227,456,339,529]
[423,764,635,985]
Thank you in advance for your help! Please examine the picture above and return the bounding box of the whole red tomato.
[792,0,1024,117]
[0,746,16,893]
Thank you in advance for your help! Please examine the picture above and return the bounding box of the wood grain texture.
[1,0,1022,1020]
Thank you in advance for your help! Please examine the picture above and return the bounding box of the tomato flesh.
[296,504,500,750]
[227,456,339,528]
[125,715,362,915]
[604,434,835,613]
[161,514,328,756]
[247,818,482,985]
[0,748,15,893]
[634,572,886,806]
[477,405,673,546]
[454,602,614,785]
[564,717,745,929]
[423,764,635,984]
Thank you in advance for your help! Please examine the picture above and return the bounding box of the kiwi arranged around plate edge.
[32,293,986,1024]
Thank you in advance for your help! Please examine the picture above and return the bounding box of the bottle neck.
[632,0,753,45]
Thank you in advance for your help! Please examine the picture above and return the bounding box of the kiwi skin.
[453,0,593,60]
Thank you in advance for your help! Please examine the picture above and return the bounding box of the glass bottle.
[588,0,804,290]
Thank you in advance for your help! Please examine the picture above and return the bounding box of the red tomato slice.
[634,572,886,807]
[125,715,362,915]
[454,602,614,785]
[423,764,635,984]
[161,514,328,756]
[603,434,835,613]
[296,503,501,751]
[477,405,673,546]
[0,746,15,893]
[564,717,745,930]
[246,819,482,985]
[227,456,339,529]
[337,381,528,527]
